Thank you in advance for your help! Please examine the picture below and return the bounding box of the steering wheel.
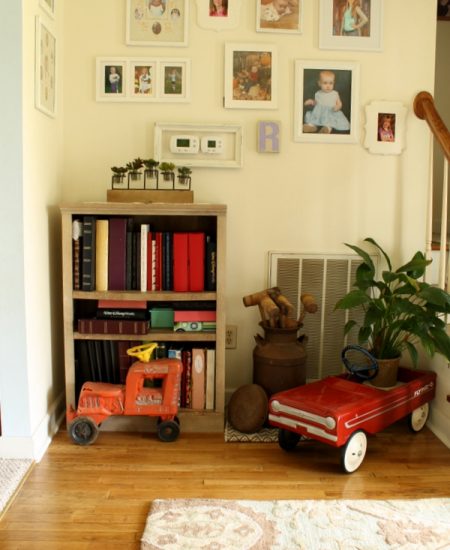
[341,345,379,381]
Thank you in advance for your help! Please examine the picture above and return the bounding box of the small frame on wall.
[319,0,383,52]
[39,0,55,18]
[224,43,277,109]
[256,0,303,34]
[364,101,407,155]
[96,57,190,103]
[35,16,56,117]
[294,60,360,144]
[126,0,189,46]
[196,0,242,31]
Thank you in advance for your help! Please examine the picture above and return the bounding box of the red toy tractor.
[67,343,182,445]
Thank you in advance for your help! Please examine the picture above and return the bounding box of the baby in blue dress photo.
[303,70,350,134]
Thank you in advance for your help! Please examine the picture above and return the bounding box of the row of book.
[73,217,217,292]
[75,340,215,410]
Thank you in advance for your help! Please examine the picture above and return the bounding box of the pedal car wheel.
[157,420,180,442]
[278,429,300,451]
[340,430,367,473]
[408,403,429,433]
[68,417,99,446]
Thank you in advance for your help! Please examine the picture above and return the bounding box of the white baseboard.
[0,391,65,461]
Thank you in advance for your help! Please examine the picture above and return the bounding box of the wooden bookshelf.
[60,202,226,432]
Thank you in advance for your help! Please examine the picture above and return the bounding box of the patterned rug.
[224,421,278,443]
[141,498,450,549]
[0,458,33,518]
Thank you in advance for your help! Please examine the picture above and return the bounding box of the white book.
[140,223,149,291]
[205,348,216,410]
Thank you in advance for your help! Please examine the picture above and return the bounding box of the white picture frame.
[196,0,242,31]
[126,0,189,47]
[319,0,383,52]
[294,60,360,144]
[39,0,55,19]
[96,57,191,103]
[224,43,277,109]
[154,122,244,168]
[256,0,303,34]
[35,16,56,117]
[364,101,407,155]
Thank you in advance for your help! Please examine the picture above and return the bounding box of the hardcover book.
[188,232,205,291]
[77,318,149,335]
[81,215,96,291]
[108,218,127,290]
[173,232,189,292]
[95,219,109,291]
[191,347,206,409]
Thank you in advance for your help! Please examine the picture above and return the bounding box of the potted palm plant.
[110,166,128,188]
[177,166,192,189]
[126,158,144,188]
[159,162,176,189]
[143,158,159,189]
[335,237,450,387]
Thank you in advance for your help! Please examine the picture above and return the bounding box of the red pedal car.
[67,343,182,445]
[268,345,436,473]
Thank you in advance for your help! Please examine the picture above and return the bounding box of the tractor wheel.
[68,416,99,446]
[278,429,300,451]
[157,420,180,442]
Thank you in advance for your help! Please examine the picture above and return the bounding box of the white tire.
[340,430,367,473]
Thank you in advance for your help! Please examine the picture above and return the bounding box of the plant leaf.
[364,237,392,271]
[335,290,370,310]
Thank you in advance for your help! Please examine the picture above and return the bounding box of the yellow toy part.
[126,342,159,363]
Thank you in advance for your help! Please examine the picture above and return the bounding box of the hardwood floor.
[0,421,449,549]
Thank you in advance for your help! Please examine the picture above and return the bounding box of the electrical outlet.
[225,325,237,349]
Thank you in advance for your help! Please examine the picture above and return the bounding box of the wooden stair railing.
[414,91,450,162]
[414,92,450,404]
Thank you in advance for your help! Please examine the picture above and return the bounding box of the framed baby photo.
[39,0,55,19]
[294,60,360,144]
[224,43,277,109]
[196,0,243,31]
[35,16,56,117]
[364,101,407,155]
[126,0,189,46]
[319,0,383,52]
[256,0,303,34]
[160,60,191,102]
[96,58,128,101]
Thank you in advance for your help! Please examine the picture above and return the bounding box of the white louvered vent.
[268,252,378,380]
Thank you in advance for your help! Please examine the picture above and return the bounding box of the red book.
[77,319,148,335]
[155,232,163,291]
[173,232,189,292]
[97,299,147,309]
[174,310,216,322]
[108,218,127,290]
[188,233,205,292]
[146,231,153,291]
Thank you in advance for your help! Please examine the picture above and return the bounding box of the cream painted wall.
[0,1,65,459]
[62,0,437,394]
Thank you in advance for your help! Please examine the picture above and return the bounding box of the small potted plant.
[334,237,450,387]
[159,162,176,189]
[177,166,192,189]
[126,158,144,188]
[143,159,159,189]
[111,166,128,188]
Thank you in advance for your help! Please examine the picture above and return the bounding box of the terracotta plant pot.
[371,356,400,388]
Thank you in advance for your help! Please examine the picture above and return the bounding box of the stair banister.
[414,91,450,162]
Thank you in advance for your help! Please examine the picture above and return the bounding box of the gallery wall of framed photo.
[90,0,414,158]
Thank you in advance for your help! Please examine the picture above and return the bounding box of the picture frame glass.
[319,0,383,51]
[294,60,359,143]
[256,0,303,34]
[126,0,188,46]
[35,17,56,117]
[196,0,242,31]
[364,101,407,155]
[224,44,277,109]
[130,62,157,98]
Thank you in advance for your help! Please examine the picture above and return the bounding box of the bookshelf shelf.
[60,201,226,433]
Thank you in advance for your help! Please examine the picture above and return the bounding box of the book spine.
[205,236,217,291]
[205,348,216,410]
[191,347,206,409]
[173,232,189,292]
[108,218,127,290]
[72,219,82,291]
[81,216,96,291]
[77,319,148,335]
[140,224,149,292]
[162,232,173,291]
[95,219,109,291]
[188,232,205,292]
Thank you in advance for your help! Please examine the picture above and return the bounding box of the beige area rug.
[224,421,278,443]
[0,458,33,518]
[141,498,450,549]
